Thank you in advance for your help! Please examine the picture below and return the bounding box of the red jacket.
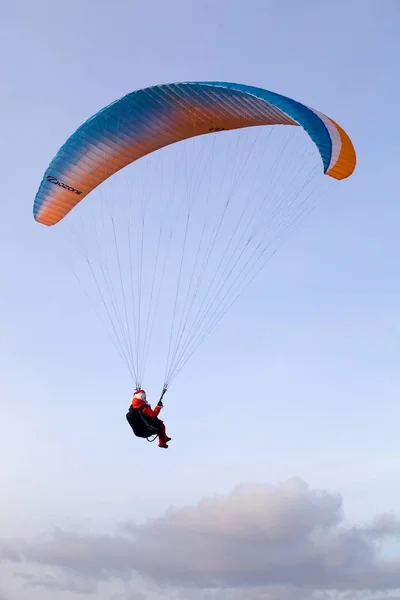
[132,397,161,419]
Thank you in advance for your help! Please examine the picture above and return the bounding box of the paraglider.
[126,389,171,448]
[33,80,356,446]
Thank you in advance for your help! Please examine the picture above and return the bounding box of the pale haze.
[1,1,400,599]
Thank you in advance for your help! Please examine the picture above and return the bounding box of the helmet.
[133,389,147,403]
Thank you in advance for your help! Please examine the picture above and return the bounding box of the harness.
[126,404,156,440]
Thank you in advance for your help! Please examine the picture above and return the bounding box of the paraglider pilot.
[126,389,171,448]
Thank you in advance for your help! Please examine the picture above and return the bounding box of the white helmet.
[133,389,147,403]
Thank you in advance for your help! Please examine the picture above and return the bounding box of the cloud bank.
[1,477,400,599]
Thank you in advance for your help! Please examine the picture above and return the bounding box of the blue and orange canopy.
[34,81,356,226]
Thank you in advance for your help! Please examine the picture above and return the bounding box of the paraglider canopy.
[33,81,356,391]
[33,81,356,226]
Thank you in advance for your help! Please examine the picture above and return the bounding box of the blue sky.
[1,1,400,599]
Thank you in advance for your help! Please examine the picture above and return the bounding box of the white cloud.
[16,571,96,594]
[1,477,400,599]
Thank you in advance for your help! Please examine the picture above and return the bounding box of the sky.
[1,0,400,599]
